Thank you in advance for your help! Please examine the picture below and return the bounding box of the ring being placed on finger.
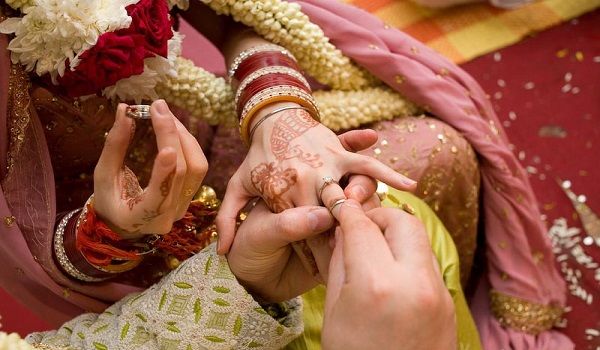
[318,176,339,200]
[126,105,151,120]
[328,198,346,214]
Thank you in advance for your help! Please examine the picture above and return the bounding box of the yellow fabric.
[286,189,481,349]
[341,0,600,63]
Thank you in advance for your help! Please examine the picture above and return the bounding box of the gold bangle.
[239,86,320,146]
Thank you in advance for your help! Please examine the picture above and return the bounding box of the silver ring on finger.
[126,105,152,120]
[318,176,339,200]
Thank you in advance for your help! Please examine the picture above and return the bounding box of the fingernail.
[404,178,417,186]
[308,208,333,232]
[154,100,169,114]
[347,185,366,200]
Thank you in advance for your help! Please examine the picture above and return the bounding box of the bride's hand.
[216,104,416,254]
[226,129,383,301]
[93,100,207,239]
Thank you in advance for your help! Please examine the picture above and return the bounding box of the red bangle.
[237,75,312,116]
[234,52,300,82]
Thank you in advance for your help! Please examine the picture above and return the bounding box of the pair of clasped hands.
[94,100,456,349]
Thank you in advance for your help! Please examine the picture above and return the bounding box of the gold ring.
[400,203,416,215]
[125,105,151,120]
[319,176,339,200]
[328,198,346,214]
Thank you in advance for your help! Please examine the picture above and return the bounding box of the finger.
[345,154,417,192]
[319,182,346,214]
[150,100,187,207]
[95,104,134,178]
[305,231,334,283]
[335,199,392,280]
[337,129,378,152]
[324,228,345,315]
[216,176,254,255]
[257,205,334,249]
[344,175,377,203]
[143,147,178,232]
[361,194,381,211]
[173,118,208,219]
[366,208,432,268]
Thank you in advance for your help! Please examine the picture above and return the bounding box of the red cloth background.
[1,8,598,347]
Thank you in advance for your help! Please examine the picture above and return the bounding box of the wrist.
[248,102,315,146]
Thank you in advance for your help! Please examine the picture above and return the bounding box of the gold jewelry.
[125,105,151,120]
[248,106,309,144]
[239,85,320,146]
[318,176,339,200]
[400,203,416,215]
[328,198,346,214]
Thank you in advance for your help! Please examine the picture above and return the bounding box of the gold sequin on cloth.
[5,63,32,177]
[490,289,564,335]
[361,116,480,287]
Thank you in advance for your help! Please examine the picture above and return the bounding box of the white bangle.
[228,44,296,81]
[53,209,107,282]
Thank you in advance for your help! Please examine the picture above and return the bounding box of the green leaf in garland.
[249,341,263,348]
[77,332,85,340]
[93,324,108,334]
[254,307,267,315]
[276,326,284,335]
[135,313,147,322]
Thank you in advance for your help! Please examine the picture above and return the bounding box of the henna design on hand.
[120,166,144,210]
[251,162,298,213]
[270,109,323,168]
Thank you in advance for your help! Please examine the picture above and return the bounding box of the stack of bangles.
[230,44,321,145]
[53,189,221,282]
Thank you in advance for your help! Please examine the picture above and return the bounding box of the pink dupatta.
[291,1,571,348]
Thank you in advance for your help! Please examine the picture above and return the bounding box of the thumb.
[261,206,334,249]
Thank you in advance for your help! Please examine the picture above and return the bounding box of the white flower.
[103,32,183,103]
[1,0,136,80]
[167,0,189,10]
[0,332,34,350]
[5,0,36,10]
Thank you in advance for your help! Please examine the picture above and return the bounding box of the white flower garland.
[5,0,34,10]
[0,332,33,350]
[158,58,417,131]
[200,0,378,90]
[157,57,238,127]
[314,87,420,130]
[0,0,136,80]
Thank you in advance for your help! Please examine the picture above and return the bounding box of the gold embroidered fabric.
[5,63,31,177]
[490,290,564,335]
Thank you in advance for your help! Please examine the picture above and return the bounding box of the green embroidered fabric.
[27,245,303,350]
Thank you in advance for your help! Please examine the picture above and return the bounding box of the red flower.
[126,0,173,57]
[57,0,173,97]
[59,32,151,97]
